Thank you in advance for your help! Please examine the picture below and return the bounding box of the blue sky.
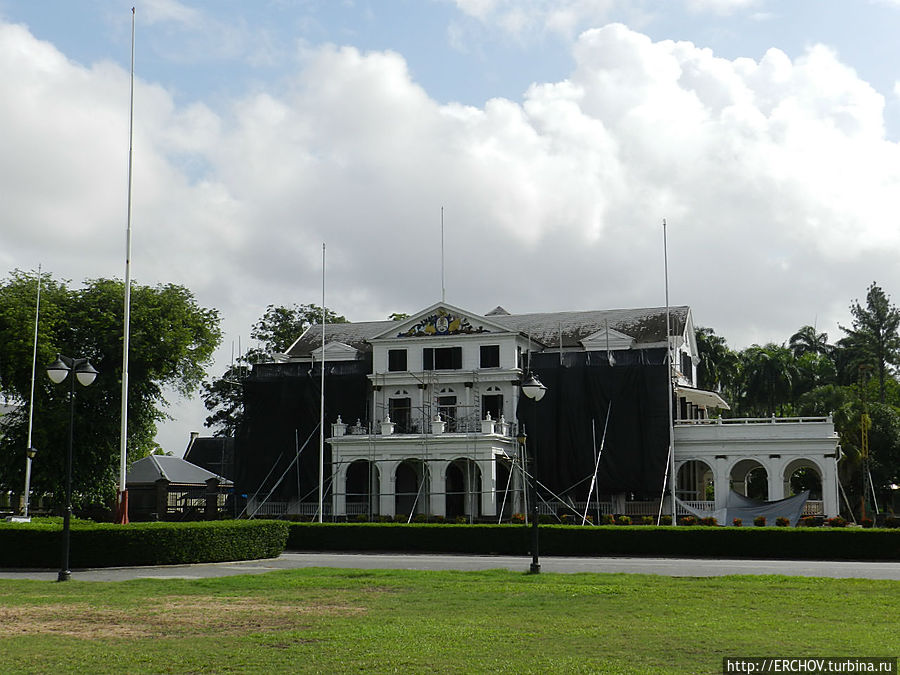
[2,0,900,451]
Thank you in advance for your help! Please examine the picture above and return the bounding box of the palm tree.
[695,327,738,394]
[788,325,830,358]
[738,343,798,416]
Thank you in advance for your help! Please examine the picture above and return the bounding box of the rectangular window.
[423,346,462,370]
[482,393,503,420]
[389,397,412,432]
[480,345,500,368]
[681,353,693,384]
[388,349,407,372]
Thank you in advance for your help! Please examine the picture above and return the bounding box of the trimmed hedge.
[0,519,288,568]
[287,522,900,561]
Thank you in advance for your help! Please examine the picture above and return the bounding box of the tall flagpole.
[664,218,677,526]
[22,265,42,519]
[318,243,326,523]
[117,7,136,524]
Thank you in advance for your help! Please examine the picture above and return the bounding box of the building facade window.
[480,345,500,368]
[388,349,407,372]
[423,346,462,370]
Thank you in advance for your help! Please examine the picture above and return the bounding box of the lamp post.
[47,354,98,582]
[520,372,546,575]
[22,446,37,519]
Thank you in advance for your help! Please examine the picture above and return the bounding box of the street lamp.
[520,371,547,575]
[47,354,98,582]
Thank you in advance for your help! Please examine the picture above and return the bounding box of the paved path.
[3,553,900,582]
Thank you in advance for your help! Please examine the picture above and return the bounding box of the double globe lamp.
[47,354,99,582]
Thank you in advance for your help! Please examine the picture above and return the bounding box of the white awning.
[675,386,731,410]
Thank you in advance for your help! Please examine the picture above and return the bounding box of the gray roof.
[286,319,395,357]
[126,455,232,486]
[489,306,689,348]
[284,305,689,357]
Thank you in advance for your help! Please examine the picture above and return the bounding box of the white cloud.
[3,18,900,447]
[685,0,760,15]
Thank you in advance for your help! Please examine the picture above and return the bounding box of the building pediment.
[371,302,511,340]
[311,341,359,362]
[581,327,635,351]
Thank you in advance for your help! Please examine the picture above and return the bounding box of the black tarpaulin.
[516,361,670,499]
[236,368,369,502]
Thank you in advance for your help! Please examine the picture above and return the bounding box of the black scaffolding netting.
[236,364,369,503]
[516,360,671,499]
[236,357,671,505]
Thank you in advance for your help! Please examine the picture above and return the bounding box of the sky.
[2,0,900,455]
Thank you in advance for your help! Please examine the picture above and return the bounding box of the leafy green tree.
[838,282,900,403]
[388,312,410,322]
[0,270,221,509]
[201,304,347,436]
[251,303,347,357]
[737,343,798,416]
[789,325,831,358]
[695,326,738,394]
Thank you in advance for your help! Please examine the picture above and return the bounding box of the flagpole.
[22,265,42,519]
[664,218,677,526]
[318,243,326,523]
[117,7,135,524]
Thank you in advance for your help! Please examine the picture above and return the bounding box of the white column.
[478,457,497,517]
[767,458,785,501]
[713,458,730,511]
[332,462,348,517]
[429,460,448,517]
[822,457,840,518]
[378,460,398,517]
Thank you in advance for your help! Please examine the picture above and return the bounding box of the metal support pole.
[58,375,75,582]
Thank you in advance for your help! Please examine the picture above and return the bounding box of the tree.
[737,343,798,416]
[251,303,347,357]
[388,312,410,322]
[201,304,348,436]
[0,270,221,509]
[695,327,738,394]
[839,282,900,403]
[788,325,830,358]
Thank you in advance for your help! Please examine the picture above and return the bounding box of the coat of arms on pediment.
[398,308,488,337]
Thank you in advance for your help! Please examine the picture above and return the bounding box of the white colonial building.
[238,301,841,520]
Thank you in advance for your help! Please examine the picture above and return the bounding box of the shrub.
[353,514,368,523]
[615,515,632,526]
[678,516,697,527]
[826,516,847,528]
[601,514,615,526]
[412,513,428,523]
[641,516,654,526]
[0,520,288,568]
[538,514,555,524]
[860,518,874,529]
[659,515,672,526]
[393,514,408,523]
[511,513,526,524]
[699,516,719,527]
[732,518,742,527]
[753,516,766,527]
[798,516,817,527]
[775,517,790,527]
[884,516,900,529]
[454,515,467,524]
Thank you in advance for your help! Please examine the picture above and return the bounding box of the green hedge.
[0,519,288,568]
[287,523,900,561]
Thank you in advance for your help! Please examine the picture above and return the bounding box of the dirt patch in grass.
[3,596,365,639]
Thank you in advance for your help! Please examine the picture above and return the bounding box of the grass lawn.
[1,568,898,674]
